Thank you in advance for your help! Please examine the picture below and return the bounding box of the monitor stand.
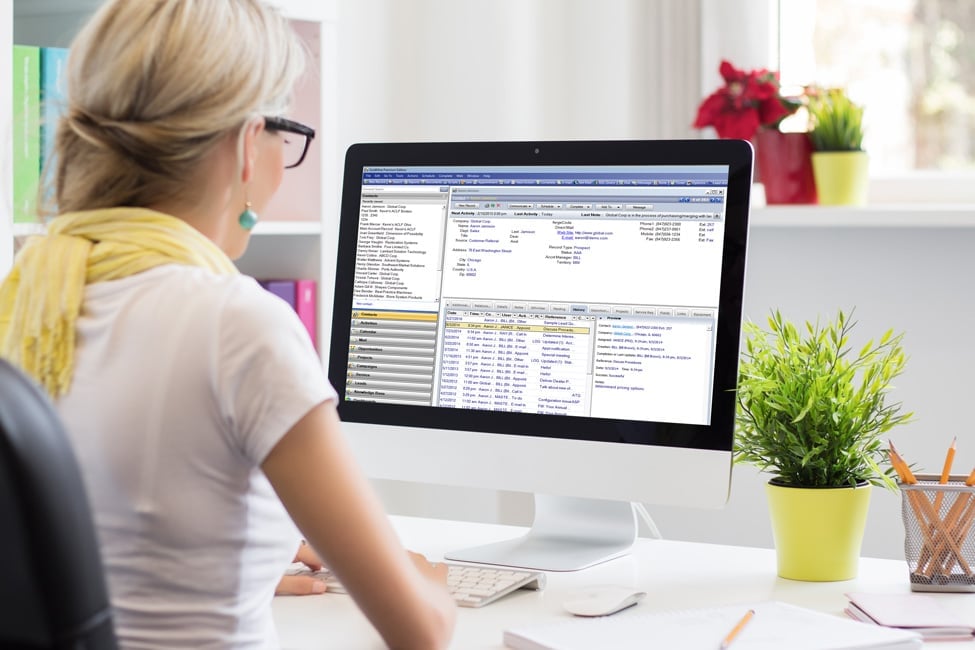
[443,494,638,572]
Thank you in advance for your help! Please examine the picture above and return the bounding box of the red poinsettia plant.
[694,60,802,140]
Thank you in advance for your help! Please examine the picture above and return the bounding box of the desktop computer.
[327,139,753,571]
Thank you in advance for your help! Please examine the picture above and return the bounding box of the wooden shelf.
[12,222,46,236]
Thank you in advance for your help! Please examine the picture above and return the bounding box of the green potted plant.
[808,88,869,205]
[736,309,912,581]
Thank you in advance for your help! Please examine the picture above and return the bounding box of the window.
[780,0,975,175]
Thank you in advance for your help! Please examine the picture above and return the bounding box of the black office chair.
[0,358,118,649]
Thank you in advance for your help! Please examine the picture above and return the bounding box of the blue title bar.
[360,165,729,187]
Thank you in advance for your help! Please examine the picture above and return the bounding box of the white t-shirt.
[56,264,334,649]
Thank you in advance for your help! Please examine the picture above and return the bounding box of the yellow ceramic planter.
[766,481,871,581]
[811,151,869,205]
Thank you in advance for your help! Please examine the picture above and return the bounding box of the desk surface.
[272,516,975,649]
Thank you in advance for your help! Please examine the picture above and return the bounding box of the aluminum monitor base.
[444,495,638,572]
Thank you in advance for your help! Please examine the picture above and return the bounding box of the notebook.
[503,601,922,650]
[845,592,975,642]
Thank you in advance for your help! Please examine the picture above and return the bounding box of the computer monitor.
[328,139,752,571]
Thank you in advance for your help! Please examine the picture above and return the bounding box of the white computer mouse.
[562,585,647,617]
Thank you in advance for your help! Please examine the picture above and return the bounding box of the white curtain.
[336,0,703,150]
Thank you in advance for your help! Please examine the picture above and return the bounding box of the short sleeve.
[215,278,336,465]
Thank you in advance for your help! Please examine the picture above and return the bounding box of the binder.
[263,280,296,310]
[40,46,69,189]
[259,279,317,349]
[294,279,316,350]
[13,44,40,223]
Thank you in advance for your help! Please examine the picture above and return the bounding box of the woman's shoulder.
[95,265,299,329]
[127,264,280,303]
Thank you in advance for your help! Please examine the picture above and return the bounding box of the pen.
[718,608,754,650]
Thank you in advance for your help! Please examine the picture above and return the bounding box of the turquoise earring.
[238,201,258,230]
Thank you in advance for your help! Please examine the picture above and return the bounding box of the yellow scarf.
[0,207,237,397]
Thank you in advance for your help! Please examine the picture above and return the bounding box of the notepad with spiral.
[503,601,921,650]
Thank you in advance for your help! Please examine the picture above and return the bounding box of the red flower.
[694,60,798,140]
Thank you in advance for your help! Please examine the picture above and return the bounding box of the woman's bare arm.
[262,401,456,649]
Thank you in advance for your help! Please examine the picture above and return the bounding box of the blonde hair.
[47,0,305,215]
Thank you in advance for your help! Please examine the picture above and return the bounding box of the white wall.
[367,216,975,561]
[332,0,975,561]
[332,0,707,527]
[10,0,965,561]
[651,219,975,560]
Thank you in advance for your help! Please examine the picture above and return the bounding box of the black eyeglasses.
[264,116,316,169]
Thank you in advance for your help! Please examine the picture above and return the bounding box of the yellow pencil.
[719,609,755,650]
[933,437,957,512]
[938,467,975,575]
[889,442,916,484]
[889,442,968,575]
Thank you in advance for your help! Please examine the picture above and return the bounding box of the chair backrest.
[0,358,118,649]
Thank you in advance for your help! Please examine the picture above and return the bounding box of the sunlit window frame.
[700,0,975,206]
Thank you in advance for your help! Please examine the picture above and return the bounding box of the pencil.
[927,440,960,575]
[888,442,916,484]
[718,608,754,650]
[925,486,971,576]
[943,497,975,575]
[940,438,957,483]
[890,441,963,575]
[906,489,940,574]
[937,466,975,576]
[933,437,957,511]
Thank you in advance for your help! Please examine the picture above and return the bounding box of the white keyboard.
[286,562,545,608]
[444,563,546,607]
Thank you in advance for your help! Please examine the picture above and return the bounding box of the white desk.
[272,516,975,649]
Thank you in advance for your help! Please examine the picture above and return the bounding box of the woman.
[0,1,456,648]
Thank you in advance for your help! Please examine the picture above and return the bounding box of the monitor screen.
[328,140,752,570]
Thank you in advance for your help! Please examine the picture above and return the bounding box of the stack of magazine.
[845,592,975,643]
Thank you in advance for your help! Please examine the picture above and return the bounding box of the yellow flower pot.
[811,151,869,205]
[766,480,872,581]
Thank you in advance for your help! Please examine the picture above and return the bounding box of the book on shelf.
[40,46,69,194]
[258,279,318,350]
[13,44,40,224]
[503,600,921,650]
[845,591,975,642]
[294,279,317,350]
[262,279,296,309]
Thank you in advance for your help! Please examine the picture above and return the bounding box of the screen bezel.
[328,139,752,453]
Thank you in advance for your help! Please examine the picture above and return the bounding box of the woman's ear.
[240,117,265,184]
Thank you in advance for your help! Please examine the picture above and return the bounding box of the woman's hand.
[275,541,327,596]
[407,550,449,585]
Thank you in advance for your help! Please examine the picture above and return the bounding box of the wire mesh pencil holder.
[901,474,975,592]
